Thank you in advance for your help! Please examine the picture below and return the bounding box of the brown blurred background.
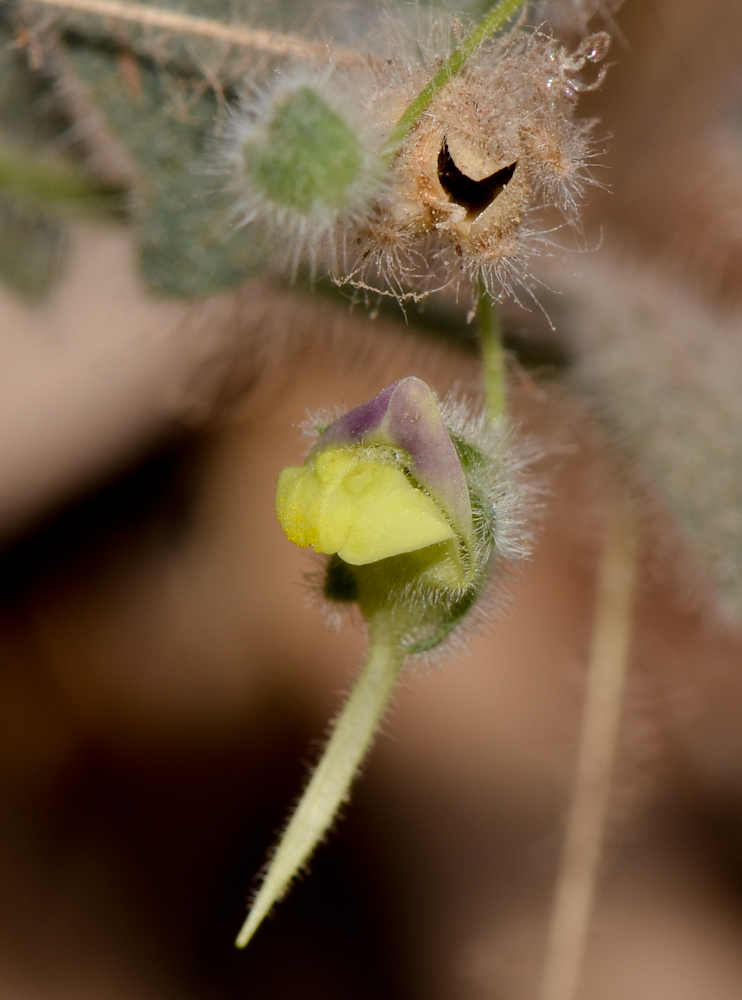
[3,0,742,997]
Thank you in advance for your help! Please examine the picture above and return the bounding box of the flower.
[238,374,533,950]
[276,377,476,588]
[276,376,531,653]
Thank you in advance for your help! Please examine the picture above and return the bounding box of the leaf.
[0,21,68,298]
[551,253,742,618]
[64,37,266,298]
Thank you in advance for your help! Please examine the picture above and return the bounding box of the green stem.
[478,279,507,420]
[0,146,124,219]
[382,0,527,161]
[235,623,405,947]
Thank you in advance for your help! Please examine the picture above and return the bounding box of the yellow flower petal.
[275,450,353,553]
[337,461,455,564]
[276,448,456,564]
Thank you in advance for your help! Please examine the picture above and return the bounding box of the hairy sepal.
[222,70,385,278]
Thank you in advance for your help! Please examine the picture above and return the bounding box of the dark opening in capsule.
[437,140,517,217]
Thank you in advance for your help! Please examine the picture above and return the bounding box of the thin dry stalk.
[25,0,362,64]
[538,496,639,1000]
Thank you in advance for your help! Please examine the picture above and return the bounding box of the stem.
[382,0,527,160]
[478,279,507,420]
[235,623,405,947]
[0,146,123,218]
[26,0,362,64]
[538,497,640,1000]
[30,0,526,154]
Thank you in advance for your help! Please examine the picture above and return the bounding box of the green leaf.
[64,38,266,298]
[0,22,68,298]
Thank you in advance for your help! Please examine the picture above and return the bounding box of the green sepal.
[244,86,364,214]
[404,587,478,654]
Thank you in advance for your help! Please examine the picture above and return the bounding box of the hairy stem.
[29,0,525,156]
[26,0,361,63]
[383,0,527,160]
[235,622,405,948]
[538,497,639,1000]
[478,281,507,420]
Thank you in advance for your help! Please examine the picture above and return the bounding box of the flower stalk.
[236,616,404,948]
[0,145,123,219]
[478,280,508,421]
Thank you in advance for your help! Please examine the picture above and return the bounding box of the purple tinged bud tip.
[314,378,474,564]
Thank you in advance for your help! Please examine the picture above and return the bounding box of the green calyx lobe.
[326,542,479,653]
[244,86,364,214]
[448,431,484,472]
[331,540,482,653]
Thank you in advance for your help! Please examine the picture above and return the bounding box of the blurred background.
[3,0,742,997]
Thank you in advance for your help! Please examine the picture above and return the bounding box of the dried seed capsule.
[342,28,609,302]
